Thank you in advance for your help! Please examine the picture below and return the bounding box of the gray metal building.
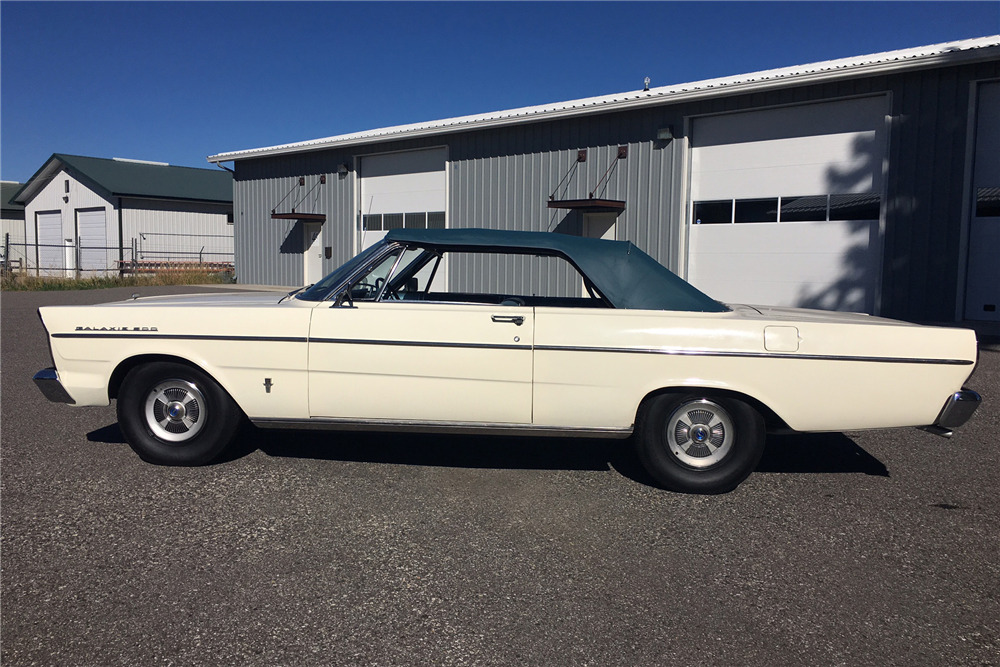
[209,36,1000,324]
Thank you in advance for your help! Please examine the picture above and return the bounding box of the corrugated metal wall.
[232,56,1000,320]
[446,111,680,296]
[882,61,1000,321]
[235,150,356,286]
[121,199,233,265]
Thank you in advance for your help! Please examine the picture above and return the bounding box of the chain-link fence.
[2,232,234,277]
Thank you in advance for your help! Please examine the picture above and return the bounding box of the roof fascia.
[12,155,115,205]
[208,39,1000,164]
[119,195,233,206]
[10,155,61,204]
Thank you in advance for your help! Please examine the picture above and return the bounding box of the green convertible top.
[384,228,727,312]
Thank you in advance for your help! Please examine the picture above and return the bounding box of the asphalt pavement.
[2,287,998,666]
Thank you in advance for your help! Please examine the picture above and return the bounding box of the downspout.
[117,198,124,276]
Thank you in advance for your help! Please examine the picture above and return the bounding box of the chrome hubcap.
[144,379,206,443]
[665,399,735,469]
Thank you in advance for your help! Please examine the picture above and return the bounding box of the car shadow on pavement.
[86,422,888,485]
[756,432,889,477]
[237,426,619,471]
[86,423,127,444]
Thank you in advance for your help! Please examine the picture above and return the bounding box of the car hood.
[102,292,290,307]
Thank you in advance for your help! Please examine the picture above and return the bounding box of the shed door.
[964,81,1000,322]
[688,96,888,313]
[358,148,446,251]
[303,221,324,285]
[36,211,64,270]
[77,208,107,274]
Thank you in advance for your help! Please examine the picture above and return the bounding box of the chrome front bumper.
[33,367,75,404]
[920,388,981,438]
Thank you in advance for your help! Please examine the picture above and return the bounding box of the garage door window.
[363,211,445,231]
[828,193,880,221]
[694,194,881,224]
[780,195,828,222]
[734,198,778,224]
[693,201,733,224]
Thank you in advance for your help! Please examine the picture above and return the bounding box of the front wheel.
[636,394,765,494]
[117,362,242,465]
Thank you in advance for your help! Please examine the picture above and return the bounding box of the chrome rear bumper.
[921,388,982,438]
[33,367,75,404]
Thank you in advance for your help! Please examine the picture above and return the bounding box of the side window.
[390,248,439,299]
[359,247,606,308]
[387,250,604,307]
[376,248,441,300]
[445,252,589,301]
[349,251,401,301]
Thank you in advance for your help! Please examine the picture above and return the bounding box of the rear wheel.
[636,394,765,494]
[117,362,241,465]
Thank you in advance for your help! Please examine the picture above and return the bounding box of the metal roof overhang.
[270,212,326,222]
[547,198,625,213]
[207,36,1000,164]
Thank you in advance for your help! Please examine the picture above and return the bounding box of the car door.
[308,301,533,424]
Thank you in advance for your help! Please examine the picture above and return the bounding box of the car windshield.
[295,242,388,302]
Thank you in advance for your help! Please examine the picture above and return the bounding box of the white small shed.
[12,154,233,276]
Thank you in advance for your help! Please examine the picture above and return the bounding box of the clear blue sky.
[2,1,998,182]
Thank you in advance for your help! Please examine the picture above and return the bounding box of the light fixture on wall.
[337,163,349,175]
[657,126,674,141]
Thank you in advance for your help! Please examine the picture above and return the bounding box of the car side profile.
[34,228,981,493]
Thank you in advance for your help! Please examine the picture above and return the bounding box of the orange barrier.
[117,261,234,274]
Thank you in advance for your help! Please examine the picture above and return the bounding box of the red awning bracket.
[547,146,628,212]
[271,175,326,221]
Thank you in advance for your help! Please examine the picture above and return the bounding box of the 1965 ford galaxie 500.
[34,228,981,493]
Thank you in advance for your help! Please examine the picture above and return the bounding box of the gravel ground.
[2,287,998,666]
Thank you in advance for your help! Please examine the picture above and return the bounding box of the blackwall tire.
[636,394,765,494]
[116,362,242,466]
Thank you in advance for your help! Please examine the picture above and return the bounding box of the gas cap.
[764,326,800,352]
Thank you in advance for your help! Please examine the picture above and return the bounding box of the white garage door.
[359,148,446,251]
[36,211,64,270]
[688,96,888,313]
[77,208,108,273]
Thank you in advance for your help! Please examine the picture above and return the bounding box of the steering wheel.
[352,282,377,299]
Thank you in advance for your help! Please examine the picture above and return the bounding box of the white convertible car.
[34,228,981,493]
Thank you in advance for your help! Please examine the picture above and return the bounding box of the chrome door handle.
[491,315,524,326]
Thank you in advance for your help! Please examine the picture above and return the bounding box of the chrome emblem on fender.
[74,326,158,331]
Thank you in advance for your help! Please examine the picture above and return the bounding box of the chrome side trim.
[32,368,75,404]
[309,337,532,351]
[52,333,308,343]
[251,417,633,439]
[534,345,975,366]
[934,388,982,429]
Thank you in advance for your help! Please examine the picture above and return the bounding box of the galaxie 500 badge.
[75,326,159,331]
